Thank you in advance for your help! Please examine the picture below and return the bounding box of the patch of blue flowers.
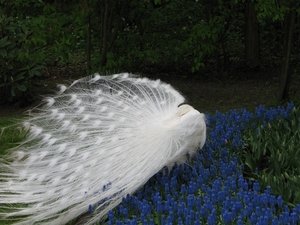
[103,102,300,225]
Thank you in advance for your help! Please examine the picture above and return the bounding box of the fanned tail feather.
[0,73,206,224]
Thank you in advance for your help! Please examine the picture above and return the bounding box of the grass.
[0,117,25,154]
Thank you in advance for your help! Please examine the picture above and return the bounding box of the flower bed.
[102,102,300,225]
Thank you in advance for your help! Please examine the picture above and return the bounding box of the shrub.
[0,15,46,102]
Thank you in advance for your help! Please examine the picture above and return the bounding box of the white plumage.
[0,73,206,224]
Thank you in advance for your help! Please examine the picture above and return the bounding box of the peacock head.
[176,103,206,150]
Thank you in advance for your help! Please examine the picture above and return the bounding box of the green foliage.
[255,0,300,21]
[91,1,243,75]
[0,15,46,102]
[36,7,86,65]
[0,1,88,101]
[93,0,208,72]
[185,0,243,73]
[93,0,300,76]
[242,107,300,206]
[0,0,299,88]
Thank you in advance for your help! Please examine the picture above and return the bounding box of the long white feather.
[0,73,206,225]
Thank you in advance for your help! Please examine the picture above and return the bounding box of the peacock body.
[0,73,206,224]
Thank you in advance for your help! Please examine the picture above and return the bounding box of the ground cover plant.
[241,106,300,207]
[0,103,300,224]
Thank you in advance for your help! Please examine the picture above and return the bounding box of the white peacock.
[0,73,206,225]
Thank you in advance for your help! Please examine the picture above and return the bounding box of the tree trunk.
[107,1,126,52]
[85,0,91,74]
[5,0,11,17]
[99,1,127,68]
[99,0,109,67]
[278,10,296,100]
[245,2,260,71]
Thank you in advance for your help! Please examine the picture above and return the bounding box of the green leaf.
[15,83,27,92]
[245,155,255,172]
[0,49,7,57]
[15,73,25,81]
[212,34,218,43]
[10,86,16,96]
[0,36,10,48]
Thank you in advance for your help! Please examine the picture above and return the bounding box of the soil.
[0,65,299,118]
